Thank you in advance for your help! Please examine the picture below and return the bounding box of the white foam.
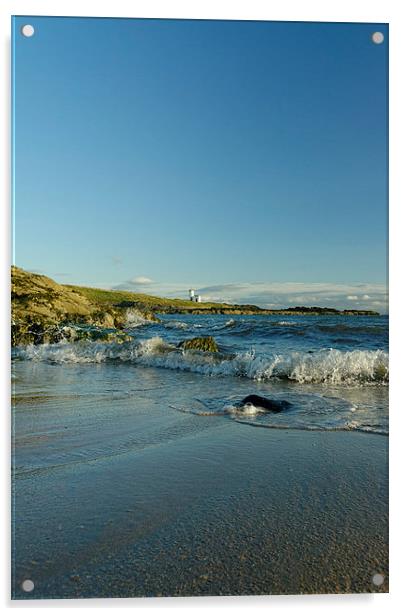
[226,403,263,416]
[14,338,389,384]
[163,320,189,330]
[124,309,149,328]
[275,321,298,326]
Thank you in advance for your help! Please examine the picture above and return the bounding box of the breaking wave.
[13,337,389,385]
[162,320,190,330]
[124,309,150,328]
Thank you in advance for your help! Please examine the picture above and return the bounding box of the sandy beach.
[12,365,388,598]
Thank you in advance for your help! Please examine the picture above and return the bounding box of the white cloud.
[129,276,153,285]
[196,283,387,311]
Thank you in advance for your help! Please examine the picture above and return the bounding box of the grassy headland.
[65,284,378,316]
[11,266,379,346]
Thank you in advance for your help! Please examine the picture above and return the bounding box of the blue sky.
[13,17,388,310]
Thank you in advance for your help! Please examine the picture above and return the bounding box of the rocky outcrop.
[11,266,155,346]
[11,323,132,346]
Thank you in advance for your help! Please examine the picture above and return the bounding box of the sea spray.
[124,309,150,328]
[13,337,389,385]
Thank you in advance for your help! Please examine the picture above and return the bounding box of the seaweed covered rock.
[178,336,219,353]
[11,320,133,346]
[59,326,132,343]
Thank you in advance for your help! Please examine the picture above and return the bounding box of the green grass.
[65,284,246,312]
[65,284,379,316]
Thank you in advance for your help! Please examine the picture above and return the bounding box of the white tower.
[189,289,195,301]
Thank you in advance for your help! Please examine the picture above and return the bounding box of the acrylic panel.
[11,16,388,599]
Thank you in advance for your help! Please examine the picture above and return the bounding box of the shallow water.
[11,385,388,598]
[13,313,389,435]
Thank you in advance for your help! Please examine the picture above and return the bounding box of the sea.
[12,313,389,436]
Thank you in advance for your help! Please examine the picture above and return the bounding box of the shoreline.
[12,411,388,598]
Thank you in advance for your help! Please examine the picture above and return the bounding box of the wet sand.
[12,416,388,598]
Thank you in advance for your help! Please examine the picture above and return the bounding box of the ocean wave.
[13,337,389,385]
[162,320,190,330]
[210,318,238,330]
[274,321,299,326]
[316,323,387,335]
[212,320,304,338]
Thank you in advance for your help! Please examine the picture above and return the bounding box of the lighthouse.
[189,289,202,302]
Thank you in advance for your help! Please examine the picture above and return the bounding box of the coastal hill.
[11,266,379,346]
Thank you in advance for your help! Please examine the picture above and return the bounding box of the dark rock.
[240,395,291,413]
